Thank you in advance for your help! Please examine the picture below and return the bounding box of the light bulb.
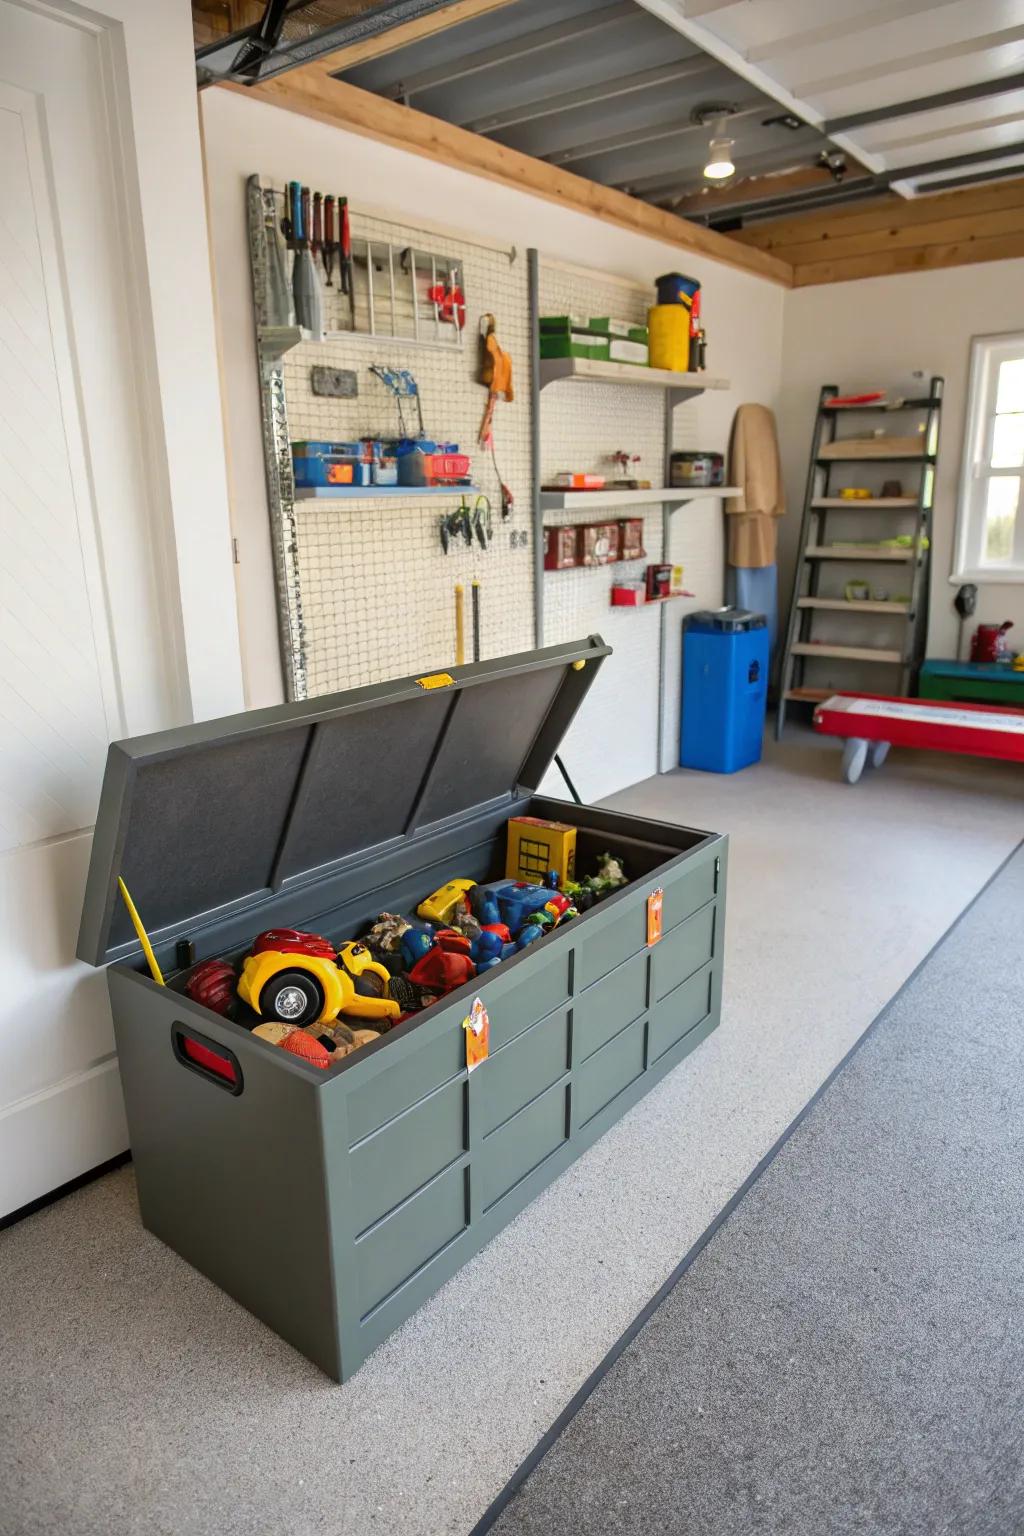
[704,137,735,180]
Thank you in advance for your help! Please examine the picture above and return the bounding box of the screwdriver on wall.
[323,194,336,287]
[291,181,324,339]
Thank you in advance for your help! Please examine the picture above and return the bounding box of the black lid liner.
[78,637,609,966]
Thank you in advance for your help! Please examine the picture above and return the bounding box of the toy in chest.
[179,817,631,1071]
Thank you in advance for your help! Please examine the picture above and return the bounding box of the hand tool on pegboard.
[370,366,426,440]
[291,182,323,337]
[311,192,323,268]
[339,196,355,325]
[454,583,465,666]
[472,494,492,550]
[471,579,481,662]
[478,314,514,518]
[322,195,336,287]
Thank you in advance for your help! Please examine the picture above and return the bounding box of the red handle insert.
[172,1024,243,1095]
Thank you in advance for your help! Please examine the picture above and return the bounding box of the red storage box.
[579,523,620,566]
[544,526,579,570]
[618,518,646,561]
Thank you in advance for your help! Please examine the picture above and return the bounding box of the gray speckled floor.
[487,845,1024,1536]
[0,731,1021,1536]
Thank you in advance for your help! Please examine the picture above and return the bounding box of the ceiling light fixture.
[704,135,736,181]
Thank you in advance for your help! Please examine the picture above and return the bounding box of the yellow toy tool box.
[505,816,576,885]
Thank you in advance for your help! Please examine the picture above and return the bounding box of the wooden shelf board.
[805,546,916,562]
[541,485,740,510]
[785,687,833,703]
[812,497,918,509]
[538,355,729,395]
[817,452,933,464]
[823,398,940,412]
[798,598,910,615]
[819,435,928,461]
[792,642,903,663]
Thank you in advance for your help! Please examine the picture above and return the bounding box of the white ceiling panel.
[638,0,1024,197]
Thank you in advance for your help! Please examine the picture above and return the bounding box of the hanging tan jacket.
[726,403,785,567]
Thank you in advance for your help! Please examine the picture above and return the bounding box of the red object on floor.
[813,691,1024,763]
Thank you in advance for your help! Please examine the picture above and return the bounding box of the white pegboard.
[268,222,731,797]
[279,207,533,694]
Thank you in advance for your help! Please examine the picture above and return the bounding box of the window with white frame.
[954,332,1024,581]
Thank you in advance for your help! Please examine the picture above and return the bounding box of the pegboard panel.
[276,206,533,694]
[536,262,726,797]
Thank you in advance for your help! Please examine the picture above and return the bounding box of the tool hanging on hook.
[322,194,336,287]
[471,579,481,663]
[478,313,514,518]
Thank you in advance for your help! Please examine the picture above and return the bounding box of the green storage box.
[77,638,727,1382]
[540,335,610,361]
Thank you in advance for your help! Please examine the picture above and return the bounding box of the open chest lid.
[78,636,610,967]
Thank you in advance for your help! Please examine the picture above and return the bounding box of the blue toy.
[470,880,555,935]
[471,930,504,963]
[516,925,544,950]
[400,926,435,967]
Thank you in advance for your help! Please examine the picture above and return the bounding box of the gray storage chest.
[78,637,727,1381]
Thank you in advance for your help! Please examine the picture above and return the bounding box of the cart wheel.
[841,738,868,785]
[869,740,890,769]
[259,970,325,1027]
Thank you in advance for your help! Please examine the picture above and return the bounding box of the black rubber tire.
[259,969,325,1027]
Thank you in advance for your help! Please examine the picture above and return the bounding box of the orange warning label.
[647,888,664,946]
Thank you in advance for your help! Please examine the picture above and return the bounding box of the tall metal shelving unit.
[776,377,944,738]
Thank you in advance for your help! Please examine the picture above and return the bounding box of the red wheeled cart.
[813,692,1024,784]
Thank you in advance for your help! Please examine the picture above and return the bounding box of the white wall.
[779,260,1024,661]
[200,87,784,797]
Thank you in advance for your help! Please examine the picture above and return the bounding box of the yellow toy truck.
[238,929,401,1028]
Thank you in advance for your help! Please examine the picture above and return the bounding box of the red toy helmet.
[250,928,336,959]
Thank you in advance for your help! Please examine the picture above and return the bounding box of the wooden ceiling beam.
[299,0,521,77]
[731,174,1024,285]
[791,229,1024,286]
[221,71,792,285]
[672,166,839,218]
[736,178,1024,251]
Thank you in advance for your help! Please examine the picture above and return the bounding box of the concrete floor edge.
[467,832,1024,1536]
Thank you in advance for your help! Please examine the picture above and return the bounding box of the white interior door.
[0,2,187,1216]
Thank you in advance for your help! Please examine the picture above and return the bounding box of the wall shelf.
[804,546,916,562]
[258,324,465,364]
[541,485,740,511]
[811,497,918,509]
[798,597,910,615]
[294,485,481,500]
[538,354,729,401]
[791,642,903,664]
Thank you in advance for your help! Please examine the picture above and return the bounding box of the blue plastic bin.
[681,608,768,773]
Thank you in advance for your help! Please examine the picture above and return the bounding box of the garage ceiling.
[198,0,1024,233]
[326,0,853,218]
[637,0,1024,208]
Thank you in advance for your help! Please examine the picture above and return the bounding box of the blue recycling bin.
[681,608,769,773]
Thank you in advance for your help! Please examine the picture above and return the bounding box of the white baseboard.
[0,1058,129,1219]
